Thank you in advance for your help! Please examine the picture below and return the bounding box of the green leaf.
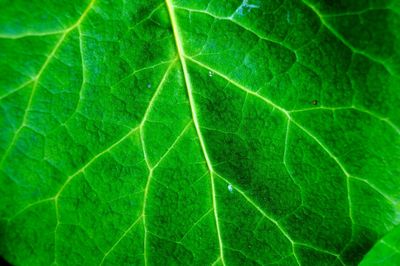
[1,0,399,265]
[360,225,400,265]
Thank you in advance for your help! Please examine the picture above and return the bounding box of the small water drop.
[147,83,152,89]
[228,184,233,193]
[311,99,318,105]
[208,71,214,77]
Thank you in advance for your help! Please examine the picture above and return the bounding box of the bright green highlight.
[360,225,400,265]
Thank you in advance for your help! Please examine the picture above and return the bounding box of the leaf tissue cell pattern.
[0,0,399,265]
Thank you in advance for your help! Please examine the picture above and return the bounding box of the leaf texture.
[0,0,400,265]
[360,225,400,265]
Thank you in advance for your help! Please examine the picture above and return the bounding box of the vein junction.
[2,1,399,265]
[160,1,398,264]
[0,0,97,168]
[165,0,226,264]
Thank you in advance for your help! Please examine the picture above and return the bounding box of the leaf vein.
[165,1,226,264]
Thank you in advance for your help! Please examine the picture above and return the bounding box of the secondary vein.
[0,0,97,169]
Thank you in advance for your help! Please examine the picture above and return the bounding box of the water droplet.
[147,83,152,88]
[208,71,213,77]
[286,12,291,24]
[228,184,233,193]
[312,99,318,105]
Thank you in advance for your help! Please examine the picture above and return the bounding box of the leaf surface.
[360,225,400,265]
[1,0,400,265]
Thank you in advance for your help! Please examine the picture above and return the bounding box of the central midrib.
[164,0,226,264]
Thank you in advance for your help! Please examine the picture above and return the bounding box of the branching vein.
[0,0,97,168]
[301,0,396,77]
[165,0,226,264]
[187,55,360,240]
